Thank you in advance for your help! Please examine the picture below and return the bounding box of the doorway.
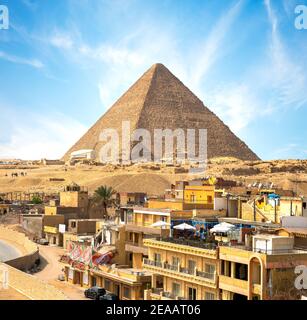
[114,283,121,298]
[188,287,197,300]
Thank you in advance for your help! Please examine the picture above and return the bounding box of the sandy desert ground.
[0,158,306,196]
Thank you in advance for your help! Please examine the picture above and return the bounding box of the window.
[144,214,150,225]
[127,211,133,223]
[129,233,133,241]
[172,283,181,297]
[104,279,111,291]
[172,257,180,267]
[207,196,213,203]
[205,292,215,300]
[205,263,215,275]
[123,286,131,299]
[188,287,197,300]
[303,202,306,210]
[71,221,76,228]
[188,260,196,274]
[154,253,161,262]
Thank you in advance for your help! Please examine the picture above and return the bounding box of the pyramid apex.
[150,62,168,70]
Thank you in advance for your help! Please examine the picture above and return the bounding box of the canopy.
[174,223,196,231]
[210,222,236,233]
[151,221,171,228]
[268,193,280,199]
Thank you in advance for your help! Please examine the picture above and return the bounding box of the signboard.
[44,226,58,234]
[67,241,92,265]
[59,224,66,234]
[68,268,74,280]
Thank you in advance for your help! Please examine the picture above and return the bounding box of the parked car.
[58,274,65,281]
[84,287,106,300]
[99,292,119,301]
[37,238,49,245]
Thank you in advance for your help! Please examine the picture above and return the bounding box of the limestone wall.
[1,262,67,300]
[0,225,39,270]
[0,226,68,300]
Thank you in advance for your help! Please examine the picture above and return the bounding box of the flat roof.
[280,228,307,236]
[253,234,289,240]
[133,207,172,215]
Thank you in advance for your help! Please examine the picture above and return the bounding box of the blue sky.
[0,0,306,160]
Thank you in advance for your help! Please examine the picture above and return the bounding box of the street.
[34,244,87,300]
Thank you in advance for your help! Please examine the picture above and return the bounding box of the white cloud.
[206,84,273,134]
[190,0,244,92]
[264,0,307,109]
[271,143,307,159]
[50,34,74,50]
[0,51,44,69]
[0,108,87,160]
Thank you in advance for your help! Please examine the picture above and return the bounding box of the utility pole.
[253,199,256,221]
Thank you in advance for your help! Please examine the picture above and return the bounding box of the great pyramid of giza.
[63,63,259,162]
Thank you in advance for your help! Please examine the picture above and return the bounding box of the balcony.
[143,259,216,287]
[143,237,218,259]
[125,241,148,255]
[219,275,248,296]
[125,223,168,235]
[146,288,186,300]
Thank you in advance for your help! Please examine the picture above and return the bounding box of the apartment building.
[219,233,307,300]
[143,237,219,300]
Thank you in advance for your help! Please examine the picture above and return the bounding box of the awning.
[174,223,196,231]
[210,222,236,233]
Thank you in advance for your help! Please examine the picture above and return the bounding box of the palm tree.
[92,185,117,218]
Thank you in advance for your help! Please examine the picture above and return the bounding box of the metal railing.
[165,263,179,272]
[143,259,216,281]
[156,237,217,250]
[220,243,307,255]
[143,259,163,268]
[196,270,215,280]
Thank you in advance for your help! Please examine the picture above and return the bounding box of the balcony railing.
[156,237,217,251]
[196,270,215,280]
[220,243,307,255]
[180,267,195,275]
[164,263,179,272]
[143,259,216,282]
[144,259,163,268]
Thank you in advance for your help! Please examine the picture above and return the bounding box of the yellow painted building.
[143,238,219,300]
[219,234,307,300]
[184,185,215,209]
[62,262,151,300]
[124,208,173,269]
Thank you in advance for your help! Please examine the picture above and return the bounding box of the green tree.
[92,185,117,218]
[31,196,43,204]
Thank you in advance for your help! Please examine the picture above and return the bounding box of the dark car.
[99,292,119,301]
[84,287,106,300]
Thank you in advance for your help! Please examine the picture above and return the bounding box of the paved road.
[0,240,21,262]
[35,245,87,300]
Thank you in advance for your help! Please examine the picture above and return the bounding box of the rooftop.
[153,237,217,251]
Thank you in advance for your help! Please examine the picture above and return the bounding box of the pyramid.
[63,63,259,162]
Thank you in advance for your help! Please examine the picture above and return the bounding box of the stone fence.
[0,262,67,300]
[0,226,68,300]
[0,225,39,271]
